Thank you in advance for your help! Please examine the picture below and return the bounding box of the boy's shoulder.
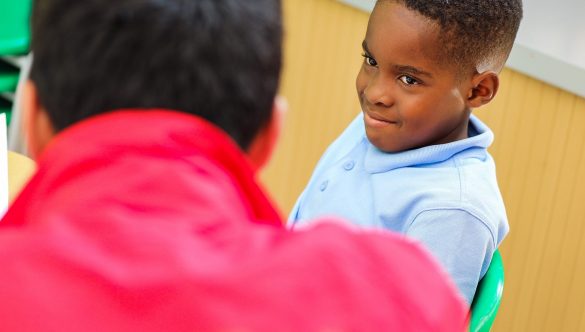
[305,113,366,179]
[320,113,366,161]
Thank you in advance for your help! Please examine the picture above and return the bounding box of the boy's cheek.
[355,68,367,91]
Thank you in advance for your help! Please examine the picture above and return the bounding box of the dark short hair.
[30,0,282,150]
[381,0,523,72]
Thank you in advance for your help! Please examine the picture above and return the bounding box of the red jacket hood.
[4,109,282,228]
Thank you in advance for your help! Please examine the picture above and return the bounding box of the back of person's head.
[30,0,282,150]
[380,0,523,73]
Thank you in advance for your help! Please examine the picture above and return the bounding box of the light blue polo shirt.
[290,113,508,304]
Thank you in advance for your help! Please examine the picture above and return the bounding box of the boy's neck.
[434,116,470,146]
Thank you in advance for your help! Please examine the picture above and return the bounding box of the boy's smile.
[357,1,473,153]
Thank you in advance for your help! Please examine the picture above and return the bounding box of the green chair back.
[469,250,505,332]
[0,0,33,55]
[0,60,19,93]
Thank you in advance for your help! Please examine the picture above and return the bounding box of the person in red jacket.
[0,0,468,331]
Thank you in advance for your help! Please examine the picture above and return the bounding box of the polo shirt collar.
[364,115,494,174]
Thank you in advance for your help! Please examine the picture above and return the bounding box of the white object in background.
[0,113,8,217]
[338,0,374,12]
[8,53,32,155]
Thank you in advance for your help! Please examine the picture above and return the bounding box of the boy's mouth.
[364,110,398,128]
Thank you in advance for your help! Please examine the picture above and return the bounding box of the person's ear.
[22,80,55,160]
[466,71,499,108]
[246,96,287,171]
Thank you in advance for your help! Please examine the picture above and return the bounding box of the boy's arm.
[405,209,496,305]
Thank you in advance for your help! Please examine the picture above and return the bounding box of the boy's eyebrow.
[393,65,434,79]
[362,40,371,54]
[362,40,434,79]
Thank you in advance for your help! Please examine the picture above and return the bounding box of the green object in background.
[470,250,505,332]
[0,59,19,93]
[0,96,11,126]
[0,0,33,55]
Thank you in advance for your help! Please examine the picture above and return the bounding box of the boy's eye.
[399,75,419,85]
[362,54,378,67]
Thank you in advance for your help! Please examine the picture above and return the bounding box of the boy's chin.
[365,132,404,153]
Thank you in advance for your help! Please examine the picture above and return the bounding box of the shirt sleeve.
[405,208,495,305]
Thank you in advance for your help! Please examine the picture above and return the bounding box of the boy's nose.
[364,75,394,108]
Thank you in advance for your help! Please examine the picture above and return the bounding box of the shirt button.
[320,180,329,191]
[343,160,355,171]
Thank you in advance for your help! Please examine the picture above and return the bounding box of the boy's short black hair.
[30,0,282,150]
[383,0,523,72]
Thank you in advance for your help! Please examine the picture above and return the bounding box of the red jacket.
[0,110,467,331]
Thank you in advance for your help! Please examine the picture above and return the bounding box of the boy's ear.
[246,96,287,171]
[466,71,499,108]
[22,80,55,160]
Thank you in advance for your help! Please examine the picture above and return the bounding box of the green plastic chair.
[0,0,33,55]
[0,60,19,93]
[469,250,505,332]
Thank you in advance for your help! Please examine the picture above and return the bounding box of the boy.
[291,0,523,305]
[0,0,468,330]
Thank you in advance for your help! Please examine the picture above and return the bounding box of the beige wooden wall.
[261,0,585,330]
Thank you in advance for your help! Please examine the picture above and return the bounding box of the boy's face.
[357,1,473,153]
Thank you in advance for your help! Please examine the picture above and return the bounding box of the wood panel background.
[261,0,585,330]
